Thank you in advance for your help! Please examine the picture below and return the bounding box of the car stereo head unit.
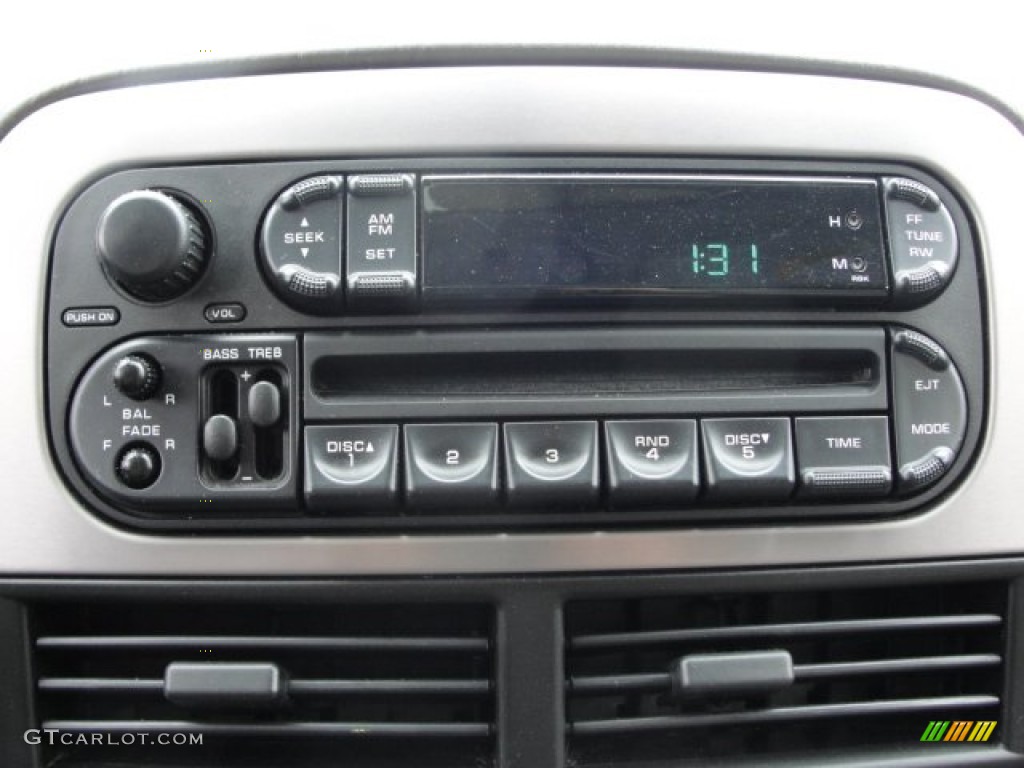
[44,158,984,533]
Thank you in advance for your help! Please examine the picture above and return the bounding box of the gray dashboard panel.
[0,65,1021,575]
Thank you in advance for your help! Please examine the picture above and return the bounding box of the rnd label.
[634,435,670,461]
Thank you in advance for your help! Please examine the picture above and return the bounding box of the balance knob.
[113,354,162,401]
[96,189,209,300]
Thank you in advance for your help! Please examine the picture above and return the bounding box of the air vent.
[565,582,1006,765]
[32,601,494,767]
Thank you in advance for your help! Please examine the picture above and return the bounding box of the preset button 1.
[605,420,699,506]
[404,423,499,508]
[304,425,399,512]
[702,418,794,501]
[504,421,599,508]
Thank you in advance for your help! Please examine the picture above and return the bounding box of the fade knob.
[112,354,162,401]
[97,189,209,301]
[116,444,161,489]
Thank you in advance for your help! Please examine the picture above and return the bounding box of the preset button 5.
[701,418,794,501]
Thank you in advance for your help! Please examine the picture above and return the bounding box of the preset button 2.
[504,422,599,508]
[702,418,794,501]
[404,423,499,508]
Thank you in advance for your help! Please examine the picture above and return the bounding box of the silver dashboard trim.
[0,65,1019,576]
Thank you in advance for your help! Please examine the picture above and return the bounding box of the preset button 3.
[504,421,599,508]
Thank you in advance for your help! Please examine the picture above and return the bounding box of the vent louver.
[565,582,1006,765]
[32,601,494,767]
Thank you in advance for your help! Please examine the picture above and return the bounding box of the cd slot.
[304,327,887,422]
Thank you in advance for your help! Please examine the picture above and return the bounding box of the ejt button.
[702,418,794,501]
[504,422,599,508]
[890,330,967,491]
[404,423,499,508]
[304,425,399,512]
[605,420,699,506]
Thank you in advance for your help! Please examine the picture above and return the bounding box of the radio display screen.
[421,175,887,302]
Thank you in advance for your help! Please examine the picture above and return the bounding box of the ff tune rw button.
[884,177,958,304]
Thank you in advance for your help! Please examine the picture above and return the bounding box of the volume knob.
[97,190,209,301]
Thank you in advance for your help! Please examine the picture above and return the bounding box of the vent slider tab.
[670,651,794,698]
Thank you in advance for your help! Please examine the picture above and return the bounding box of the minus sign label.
[241,476,253,482]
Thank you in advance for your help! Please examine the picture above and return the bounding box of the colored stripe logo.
[921,720,997,742]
